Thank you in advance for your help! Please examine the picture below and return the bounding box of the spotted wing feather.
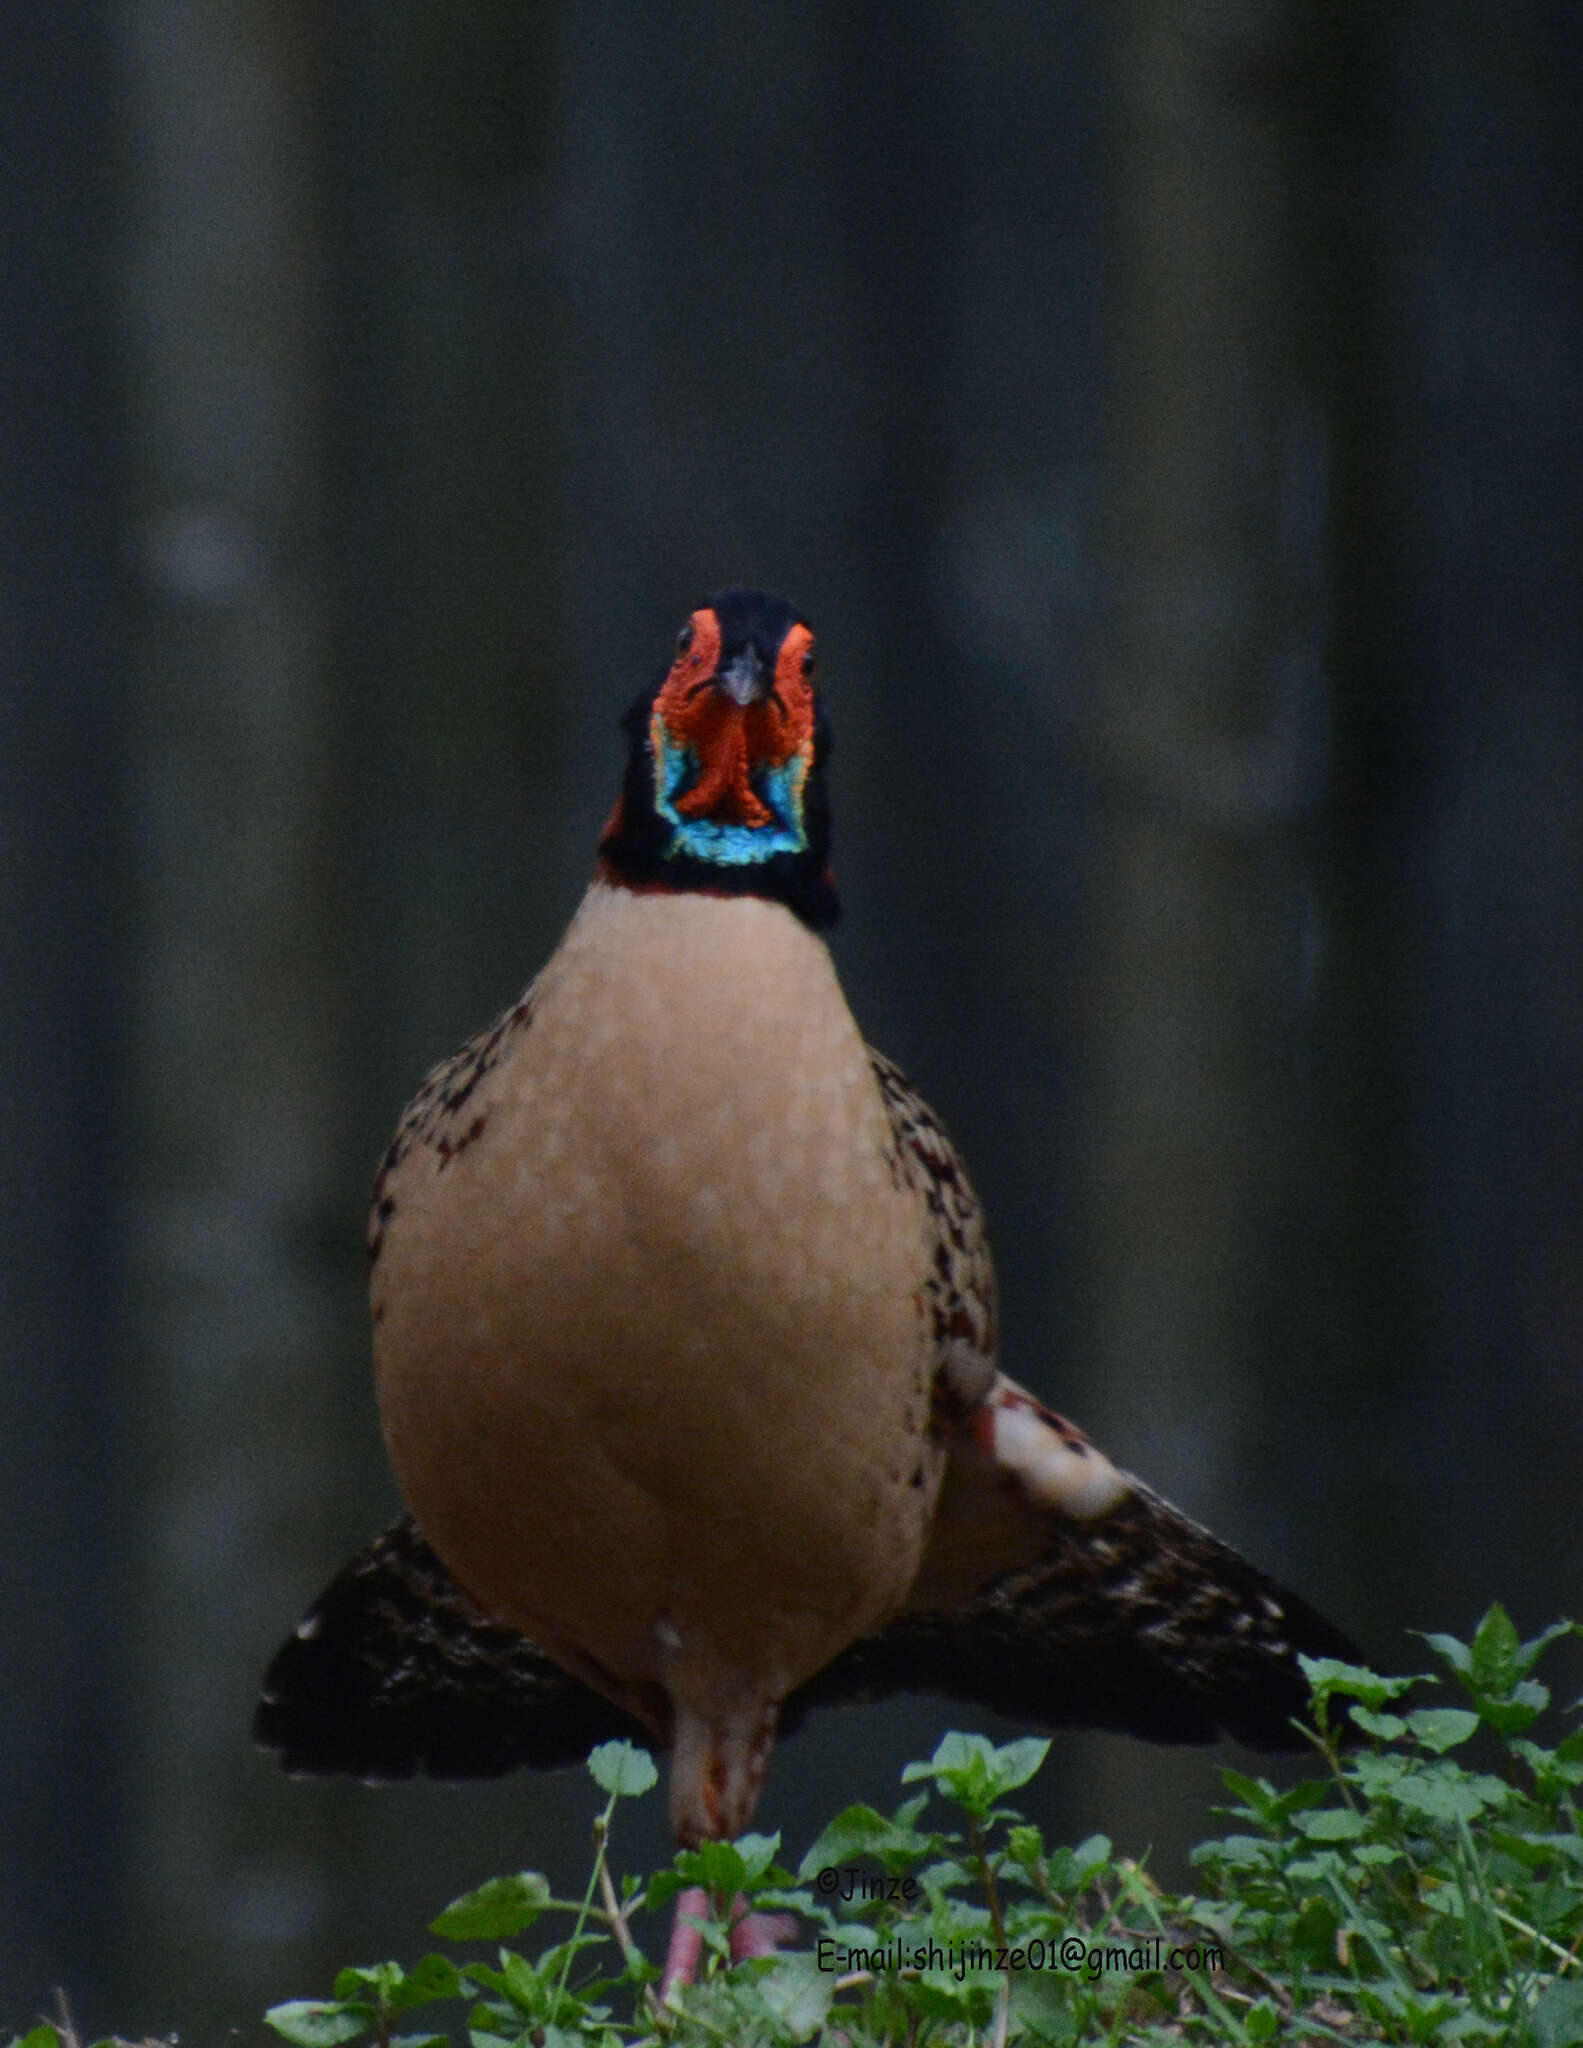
[787,1464,1358,1751]
[253,1515,644,1781]
[368,989,534,1267]
[854,1057,1356,1747]
[255,1484,1353,1782]
[866,1047,998,1412]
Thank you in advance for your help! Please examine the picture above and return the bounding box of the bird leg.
[729,1898,799,1963]
[658,1702,795,1991]
[659,1886,709,1996]
[659,1886,798,1996]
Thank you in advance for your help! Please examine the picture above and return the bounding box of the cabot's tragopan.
[257,588,1357,1987]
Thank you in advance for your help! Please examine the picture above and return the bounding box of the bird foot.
[730,1901,800,1963]
[659,1885,799,1995]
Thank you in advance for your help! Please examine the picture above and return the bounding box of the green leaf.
[1406,1707,1482,1752]
[799,1803,936,1877]
[1292,1806,1369,1840]
[1488,1827,1583,1871]
[690,1838,749,1897]
[389,1956,467,2009]
[1456,1607,1577,1702]
[1193,1831,1276,1872]
[330,1958,472,2028]
[1420,1629,1473,1676]
[1470,1605,1522,1694]
[1289,1894,1343,1966]
[983,1735,1051,1794]
[497,1946,555,2013]
[1300,1654,1424,1700]
[1350,1706,1408,1740]
[1472,1679,1548,1734]
[264,2000,373,2046]
[902,1731,994,1798]
[13,2032,61,2048]
[430,1870,552,1939]
[1389,1764,1509,1823]
[900,1730,1047,1816]
[332,1964,400,2002]
[1350,1750,1409,1797]
[1532,1979,1583,2048]
[1044,1833,1112,1890]
[732,1832,784,1884]
[755,1952,837,2040]
[1005,1823,1044,1869]
[1516,1727,1583,1794]
[1515,1619,1582,1677]
[908,1731,981,1781]
[587,1740,657,1798]
[1434,2016,1508,2044]
[641,1865,693,1911]
[908,1966,999,2025]
[1220,1769,1335,1838]
[1220,1768,1274,1815]
[667,1833,785,1900]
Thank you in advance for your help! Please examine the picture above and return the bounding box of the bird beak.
[717,646,767,707]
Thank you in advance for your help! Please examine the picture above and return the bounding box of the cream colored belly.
[373,887,939,1725]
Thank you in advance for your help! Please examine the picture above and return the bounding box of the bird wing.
[255,1406,1355,1781]
[842,1049,1356,1750]
[253,1514,646,1780]
[784,1370,1359,1751]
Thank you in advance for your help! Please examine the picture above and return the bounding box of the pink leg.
[728,1892,798,1963]
[660,1887,799,1993]
[660,1885,710,1996]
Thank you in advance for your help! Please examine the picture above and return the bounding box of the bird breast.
[372,883,940,1724]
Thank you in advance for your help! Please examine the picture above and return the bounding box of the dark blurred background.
[4,0,1581,2035]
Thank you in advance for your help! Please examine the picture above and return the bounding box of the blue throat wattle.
[653,731,811,865]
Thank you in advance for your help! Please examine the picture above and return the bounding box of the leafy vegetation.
[9,1608,1583,2046]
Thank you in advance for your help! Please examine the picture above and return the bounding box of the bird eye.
[800,648,817,678]
[675,624,694,655]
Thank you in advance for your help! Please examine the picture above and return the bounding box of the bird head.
[598,588,838,927]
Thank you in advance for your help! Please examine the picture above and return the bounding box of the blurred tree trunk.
[119,0,576,2030]
[324,0,592,1945]
[1078,2,1347,1856]
[1349,4,1583,1627]
[115,0,365,2030]
[0,7,127,2028]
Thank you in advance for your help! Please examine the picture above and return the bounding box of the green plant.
[10,1607,1582,2046]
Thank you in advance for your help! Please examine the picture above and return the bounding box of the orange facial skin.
[596,590,839,929]
[651,612,817,832]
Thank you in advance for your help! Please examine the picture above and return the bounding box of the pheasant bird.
[257,587,1356,1974]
